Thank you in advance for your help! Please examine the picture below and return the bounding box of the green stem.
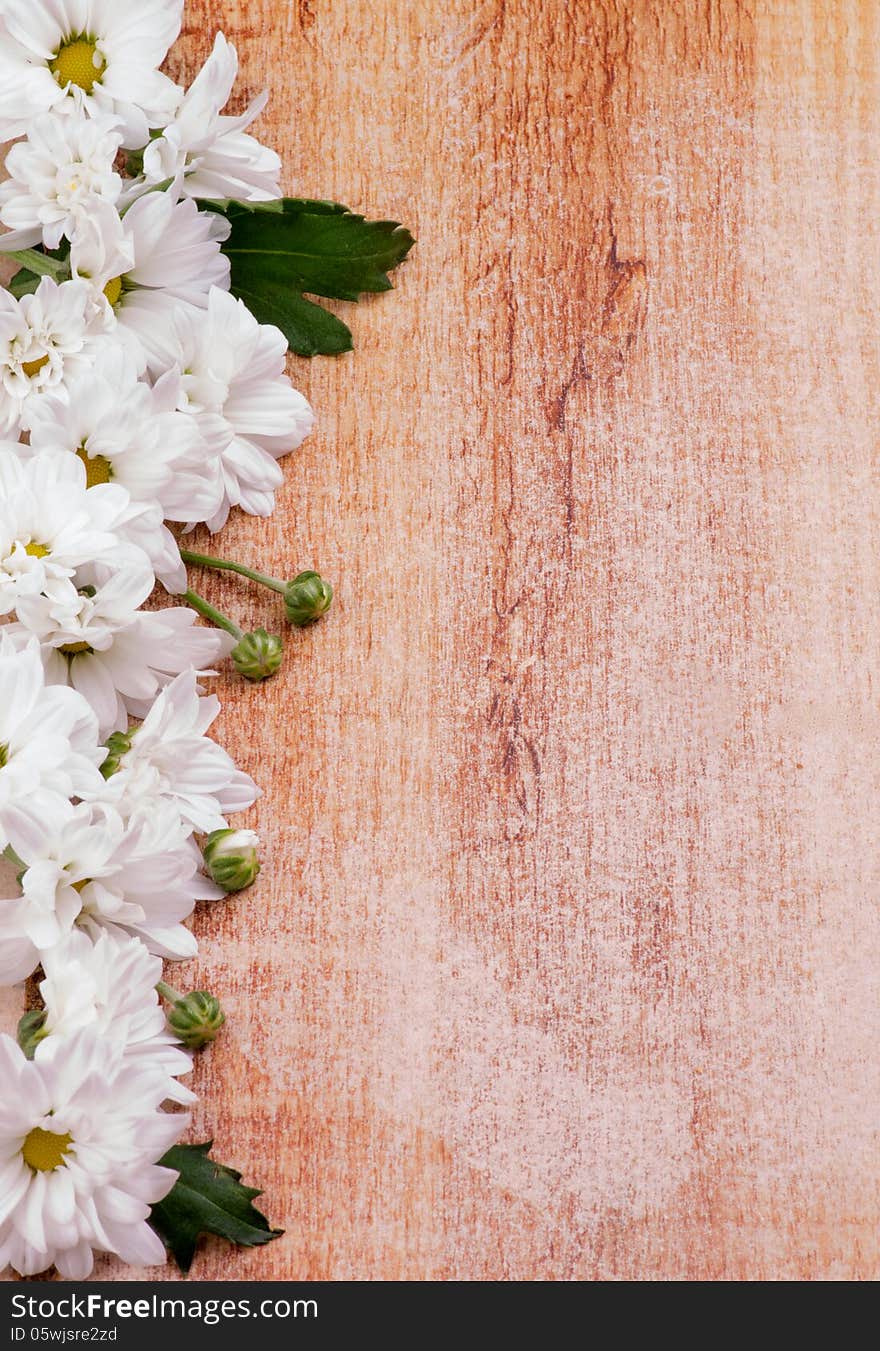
[3,248,69,279]
[180,550,286,595]
[184,589,243,640]
[156,981,184,1005]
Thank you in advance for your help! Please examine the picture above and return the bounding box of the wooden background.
[5,0,880,1281]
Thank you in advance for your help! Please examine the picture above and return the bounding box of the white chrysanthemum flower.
[0,451,152,616]
[95,492,185,594]
[0,110,123,252]
[70,196,230,368]
[0,277,112,435]
[142,33,281,202]
[11,565,234,735]
[35,930,195,1106]
[150,287,314,531]
[99,668,260,833]
[0,798,219,983]
[0,634,104,851]
[25,346,223,526]
[0,1029,184,1279]
[0,0,183,150]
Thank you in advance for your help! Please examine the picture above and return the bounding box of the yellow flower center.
[22,1127,73,1173]
[103,276,123,307]
[71,877,91,891]
[21,354,49,379]
[0,744,7,768]
[76,447,113,487]
[24,543,50,559]
[50,38,106,94]
[61,644,92,658]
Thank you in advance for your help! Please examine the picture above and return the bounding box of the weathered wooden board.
[6,0,880,1281]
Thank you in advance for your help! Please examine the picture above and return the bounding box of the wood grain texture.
[8,0,880,1281]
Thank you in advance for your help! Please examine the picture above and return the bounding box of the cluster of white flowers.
[0,0,308,1279]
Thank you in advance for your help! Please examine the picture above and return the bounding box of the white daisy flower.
[0,0,184,150]
[70,195,230,369]
[12,566,234,735]
[34,930,195,1106]
[0,451,152,616]
[0,634,104,852]
[0,1029,184,1279]
[97,494,185,595]
[150,287,314,531]
[25,346,223,526]
[0,109,123,252]
[0,277,112,435]
[98,668,260,834]
[142,33,281,202]
[0,798,219,983]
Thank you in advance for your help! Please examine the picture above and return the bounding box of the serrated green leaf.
[201,197,348,220]
[225,207,412,300]
[199,197,286,216]
[150,1141,283,1274]
[276,198,349,217]
[232,282,354,355]
[213,197,414,355]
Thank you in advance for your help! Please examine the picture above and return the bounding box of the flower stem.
[3,248,69,279]
[156,981,184,1006]
[180,550,286,596]
[184,588,243,640]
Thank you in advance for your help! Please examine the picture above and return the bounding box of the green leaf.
[199,197,286,216]
[232,282,355,355]
[150,1141,283,1274]
[7,268,41,299]
[202,197,344,220]
[212,197,415,356]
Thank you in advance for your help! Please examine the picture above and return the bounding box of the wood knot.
[601,257,648,351]
[297,0,317,33]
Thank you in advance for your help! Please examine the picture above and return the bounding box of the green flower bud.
[203,828,261,893]
[231,628,283,681]
[284,571,333,627]
[100,729,133,779]
[17,1009,48,1060]
[166,991,225,1050]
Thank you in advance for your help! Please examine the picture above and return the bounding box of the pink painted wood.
[6,0,880,1281]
